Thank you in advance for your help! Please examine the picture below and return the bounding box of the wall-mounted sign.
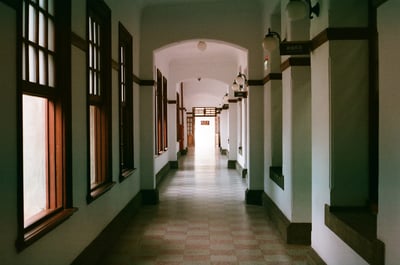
[201,120,210,125]
[234,91,248,98]
[280,41,311,55]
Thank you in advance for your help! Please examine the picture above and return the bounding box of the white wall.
[378,1,400,264]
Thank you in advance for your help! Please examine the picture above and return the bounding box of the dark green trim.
[263,73,282,84]
[227,160,236,169]
[245,189,263,205]
[281,57,311,72]
[235,161,247,178]
[263,192,311,245]
[324,204,384,265]
[71,192,142,265]
[242,168,247,178]
[180,148,188,155]
[141,189,159,205]
[169,160,179,169]
[248,79,264,86]
[156,162,170,185]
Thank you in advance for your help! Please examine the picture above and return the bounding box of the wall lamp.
[232,72,248,98]
[262,28,281,52]
[286,0,320,20]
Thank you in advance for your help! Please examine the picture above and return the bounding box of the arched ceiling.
[154,39,247,71]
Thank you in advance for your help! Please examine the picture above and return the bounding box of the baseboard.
[245,189,263,205]
[262,192,311,245]
[71,192,142,265]
[141,189,159,205]
[235,161,247,178]
[156,162,170,185]
[169,160,179,169]
[227,160,236,169]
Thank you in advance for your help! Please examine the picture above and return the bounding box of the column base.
[262,192,311,244]
[245,189,263,205]
[141,189,159,205]
[227,160,236,169]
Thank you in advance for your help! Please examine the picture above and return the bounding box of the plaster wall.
[377,1,400,264]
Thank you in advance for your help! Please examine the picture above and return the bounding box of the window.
[17,0,74,250]
[118,23,134,181]
[155,69,168,154]
[87,0,113,202]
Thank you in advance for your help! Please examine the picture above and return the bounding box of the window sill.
[270,166,284,190]
[119,168,137,183]
[87,181,116,204]
[324,204,384,265]
[17,208,77,252]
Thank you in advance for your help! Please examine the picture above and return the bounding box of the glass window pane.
[97,24,100,46]
[90,105,96,186]
[39,50,46,85]
[48,0,54,15]
[89,70,93,94]
[97,74,101,96]
[22,44,26,81]
[29,45,37,83]
[48,19,55,51]
[48,54,55,87]
[93,46,97,69]
[39,0,45,9]
[23,95,47,224]
[93,21,96,43]
[89,17,92,42]
[29,5,37,43]
[39,11,46,47]
[89,43,92,68]
[22,1,26,38]
[93,72,97,95]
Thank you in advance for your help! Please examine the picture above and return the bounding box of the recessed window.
[155,69,168,154]
[119,23,134,181]
[17,0,74,250]
[87,0,114,202]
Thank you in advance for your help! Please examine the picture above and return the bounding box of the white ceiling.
[154,39,247,67]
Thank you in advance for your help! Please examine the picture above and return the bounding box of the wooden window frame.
[155,69,163,154]
[162,76,168,151]
[118,22,135,182]
[16,0,75,251]
[86,0,114,203]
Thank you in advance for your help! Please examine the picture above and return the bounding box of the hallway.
[98,148,310,265]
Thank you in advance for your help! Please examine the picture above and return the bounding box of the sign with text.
[280,41,311,55]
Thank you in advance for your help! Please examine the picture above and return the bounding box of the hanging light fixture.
[232,72,248,98]
[262,28,281,52]
[286,0,320,20]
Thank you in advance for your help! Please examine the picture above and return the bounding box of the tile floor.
[99,148,310,265]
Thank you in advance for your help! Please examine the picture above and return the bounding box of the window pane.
[89,105,96,186]
[39,0,45,9]
[22,44,26,81]
[48,19,55,51]
[89,43,92,68]
[48,54,55,87]
[23,95,47,225]
[39,50,46,85]
[22,1,26,38]
[29,4,37,42]
[89,17,92,41]
[29,45,37,83]
[39,11,46,47]
[89,70,93,94]
[48,0,54,15]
